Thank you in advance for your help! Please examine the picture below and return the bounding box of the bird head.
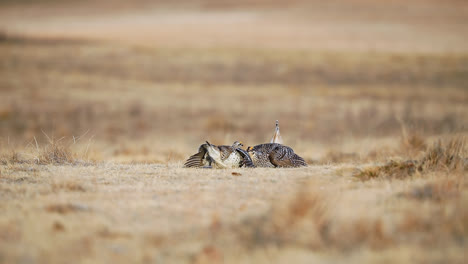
[246,146,261,161]
[246,146,256,155]
[232,141,244,148]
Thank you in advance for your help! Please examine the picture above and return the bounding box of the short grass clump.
[356,160,418,181]
[0,150,23,165]
[418,137,466,171]
[37,140,75,165]
[355,137,466,181]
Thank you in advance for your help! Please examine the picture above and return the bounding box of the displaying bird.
[247,143,307,168]
[270,120,283,144]
[184,141,254,169]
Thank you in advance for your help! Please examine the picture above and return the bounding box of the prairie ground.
[1,0,468,263]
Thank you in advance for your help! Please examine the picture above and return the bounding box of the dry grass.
[1,161,461,263]
[1,143,467,264]
[1,39,466,163]
[355,137,467,181]
[402,177,462,202]
[0,0,467,263]
[1,138,79,165]
[232,181,331,249]
[220,171,466,250]
[419,138,467,171]
[37,140,75,165]
[0,150,22,165]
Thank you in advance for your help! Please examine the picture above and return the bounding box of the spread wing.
[184,144,209,167]
[268,145,307,168]
[235,148,255,168]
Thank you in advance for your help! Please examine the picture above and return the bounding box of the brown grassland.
[0,0,467,263]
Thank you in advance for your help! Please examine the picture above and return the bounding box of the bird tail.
[270,120,283,144]
[293,154,307,167]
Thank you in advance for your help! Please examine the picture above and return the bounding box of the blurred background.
[1,0,467,163]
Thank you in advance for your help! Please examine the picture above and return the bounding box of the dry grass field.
[1,0,468,263]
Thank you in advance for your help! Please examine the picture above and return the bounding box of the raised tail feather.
[292,154,307,167]
[270,120,283,144]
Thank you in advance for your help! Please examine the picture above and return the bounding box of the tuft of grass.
[0,137,82,165]
[418,137,466,171]
[0,150,23,165]
[355,137,466,181]
[37,140,75,165]
[355,160,418,181]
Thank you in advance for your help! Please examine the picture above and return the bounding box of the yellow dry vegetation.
[0,0,467,263]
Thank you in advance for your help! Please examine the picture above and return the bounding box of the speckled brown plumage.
[247,143,307,168]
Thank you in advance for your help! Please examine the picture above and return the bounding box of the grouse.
[247,143,307,168]
[184,141,254,168]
